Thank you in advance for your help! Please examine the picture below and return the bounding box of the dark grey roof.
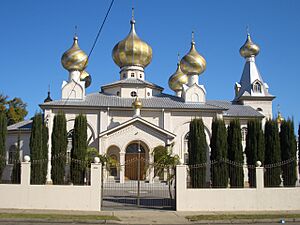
[41,93,225,110]
[7,120,32,131]
[207,100,264,117]
[101,78,164,90]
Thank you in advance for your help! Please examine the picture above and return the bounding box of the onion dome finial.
[61,36,88,71]
[132,97,142,109]
[180,31,206,75]
[44,85,52,103]
[112,10,152,69]
[239,32,260,58]
[169,54,188,91]
[80,70,92,88]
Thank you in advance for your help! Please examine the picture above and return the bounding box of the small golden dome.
[168,63,188,91]
[132,97,142,109]
[276,112,284,124]
[80,70,92,88]
[61,36,88,71]
[112,19,152,68]
[180,33,206,75]
[240,33,260,58]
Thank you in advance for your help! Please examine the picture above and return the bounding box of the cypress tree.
[264,119,281,187]
[279,119,297,187]
[51,112,67,184]
[298,124,300,177]
[30,113,48,184]
[245,119,264,187]
[227,119,244,188]
[0,112,7,181]
[11,132,21,183]
[71,114,87,185]
[210,119,228,188]
[188,118,207,188]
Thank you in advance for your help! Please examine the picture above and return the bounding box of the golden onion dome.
[112,18,152,68]
[80,70,92,88]
[240,33,260,58]
[276,112,284,124]
[168,62,188,91]
[61,36,88,71]
[132,97,142,109]
[180,33,206,75]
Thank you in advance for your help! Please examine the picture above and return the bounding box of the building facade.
[5,15,274,184]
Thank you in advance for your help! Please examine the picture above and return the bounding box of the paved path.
[1,209,300,224]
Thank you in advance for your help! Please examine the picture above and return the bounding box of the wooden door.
[125,153,145,180]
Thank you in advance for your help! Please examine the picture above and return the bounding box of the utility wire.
[63,0,115,105]
[87,0,115,60]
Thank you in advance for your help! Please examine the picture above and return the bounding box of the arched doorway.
[107,145,120,180]
[125,142,147,180]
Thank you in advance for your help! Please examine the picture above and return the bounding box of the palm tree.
[152,144,180,200]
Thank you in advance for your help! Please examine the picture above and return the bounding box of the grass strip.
[186,214,300,221]
[0,213,119,221]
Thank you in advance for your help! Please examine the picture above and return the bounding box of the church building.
[5,15,274,183]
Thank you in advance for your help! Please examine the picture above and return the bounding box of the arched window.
[253,82,262,93]
[130,91,137,97]
[8,145,17,164]
[241,127,247,142]
[184,133,189,164]
[66,129,74,164]
[126,143,145,153]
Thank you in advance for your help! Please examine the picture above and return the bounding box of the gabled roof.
[7,120,33,131]
[101,78,164,91]
[99,116,176,139]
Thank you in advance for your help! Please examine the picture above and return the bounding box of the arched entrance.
[107,145,120,180]
[125,142,147,180]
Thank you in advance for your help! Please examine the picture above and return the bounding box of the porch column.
[120,152,125,183]
[45,112,53,184]
[148,151,154,183]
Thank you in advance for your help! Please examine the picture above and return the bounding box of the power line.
[63,0,115,105]
[88,0,115,60]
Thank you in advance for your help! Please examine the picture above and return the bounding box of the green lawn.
[186,214,300,221]
[0,213,119,221]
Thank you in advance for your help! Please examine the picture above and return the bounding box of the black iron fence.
[264,158,298,188]
[187,158,300,189]
[187,159,253,188]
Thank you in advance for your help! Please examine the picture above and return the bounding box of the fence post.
[90,157,101,211]
[176,165,187,211]
[21,156,31,186]
[255,161,264,190]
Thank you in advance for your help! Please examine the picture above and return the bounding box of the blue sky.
[1,0,299,128]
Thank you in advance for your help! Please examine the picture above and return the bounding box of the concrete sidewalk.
[1,209,300,224]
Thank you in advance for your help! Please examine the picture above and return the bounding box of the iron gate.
[101,158,175,210]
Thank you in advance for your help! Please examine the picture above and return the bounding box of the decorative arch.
[253,81,262,93]
[107,145,121,178]
[66,119,96,145]
[124,140,150,180]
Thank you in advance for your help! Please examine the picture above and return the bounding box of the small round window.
[131,91,137,97]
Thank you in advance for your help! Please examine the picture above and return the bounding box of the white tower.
[234,33,275,119]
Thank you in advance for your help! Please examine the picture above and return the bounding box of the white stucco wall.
[176,165,300,211]
[0,162,101,211]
